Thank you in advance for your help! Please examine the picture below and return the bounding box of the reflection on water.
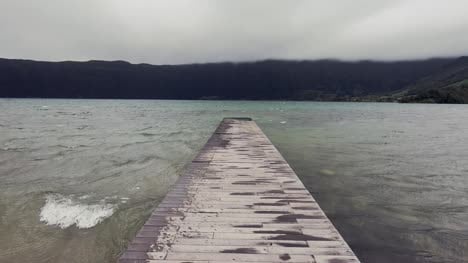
[0,99,467,262]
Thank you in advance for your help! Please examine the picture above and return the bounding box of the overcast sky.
[1,0,468,64]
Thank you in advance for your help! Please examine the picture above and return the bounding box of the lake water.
[0,99,467,263]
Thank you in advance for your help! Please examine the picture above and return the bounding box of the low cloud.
[1,0,467,64]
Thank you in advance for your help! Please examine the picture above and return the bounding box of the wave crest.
[39,194,115,229]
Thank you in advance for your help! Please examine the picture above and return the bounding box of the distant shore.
[1,57,467,104]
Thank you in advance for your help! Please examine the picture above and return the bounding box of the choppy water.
[0,99,467,263]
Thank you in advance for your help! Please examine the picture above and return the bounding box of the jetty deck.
[119,118,360,263]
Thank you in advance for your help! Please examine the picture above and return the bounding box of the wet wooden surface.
[119,118,360,263]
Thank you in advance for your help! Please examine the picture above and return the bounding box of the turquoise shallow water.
[0,99,467,262]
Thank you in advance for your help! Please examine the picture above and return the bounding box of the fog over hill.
[2,57,467,103]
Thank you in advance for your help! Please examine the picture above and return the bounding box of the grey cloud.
[1,0,467,64]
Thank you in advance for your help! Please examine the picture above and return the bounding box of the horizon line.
[1,55,466,67]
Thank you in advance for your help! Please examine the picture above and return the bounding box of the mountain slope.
[397,57,468,103]
[0,58,453,100]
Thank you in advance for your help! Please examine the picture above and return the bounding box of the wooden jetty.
[119,118,360,263]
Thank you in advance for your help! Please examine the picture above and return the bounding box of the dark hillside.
[398,57,468,103]
[0,57,455,100]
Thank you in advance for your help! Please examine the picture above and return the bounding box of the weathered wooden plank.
[118,118,360,263]
[162,252,315,262]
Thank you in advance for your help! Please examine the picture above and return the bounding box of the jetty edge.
[118,117,360,263]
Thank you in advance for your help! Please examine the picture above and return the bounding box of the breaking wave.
[39,194,115,229]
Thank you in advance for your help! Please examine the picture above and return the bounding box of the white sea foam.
[40,194,115,229]
[78,194,90,200]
